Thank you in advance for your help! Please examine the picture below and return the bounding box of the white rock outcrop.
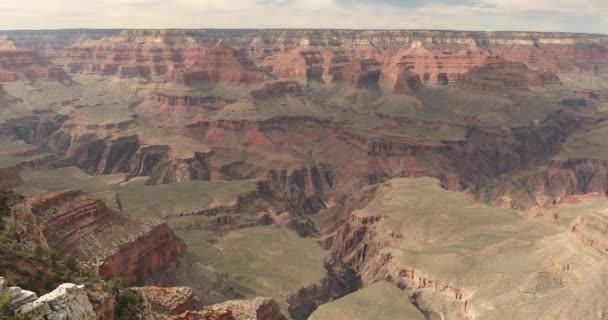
[16,283,95,320]
[0,277,38,312]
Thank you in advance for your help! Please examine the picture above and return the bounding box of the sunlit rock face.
[26,189,188,285]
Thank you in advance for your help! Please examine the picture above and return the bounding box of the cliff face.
[571,210,608,254]
[0,29,604,200]
[175,297,286,320]
[2,277,97,320]
[26,189,188,285]
[456,60,560,94]
[16,283,96,320]
[0,36,66,82]
[490,115,608,211]
[48,29,607,87]
[56,31,266,83]
[1,28,608,320]
[133,286,200,315]
[319,178,598,319]
[1,91,593,216]
[493,158,608,210]
[43,126,213,184]
[286,258,361,319]
[56,30,189,78]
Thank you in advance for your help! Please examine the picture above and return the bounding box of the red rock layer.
[456,60,560,94]
[0,48,66,82]
[59,32,265,83]
[156,93,235,107]
[133,286,200,315]
[57,30,188,77]
[263,46,323,81]
[492,158,608,210]
[571,211,608,254]
[494,43,608,75]
[27,189,188,285]
[174,310,235,320]
[178,41,266,84]
[250,81,304,99]
[174,297,286,320]
[383,43,495,86]
[50,30,608,90]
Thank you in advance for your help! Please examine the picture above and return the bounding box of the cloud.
[0,0,604,33]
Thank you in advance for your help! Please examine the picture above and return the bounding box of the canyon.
[0,28,607,319]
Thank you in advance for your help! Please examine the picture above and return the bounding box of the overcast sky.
[0,0,606,33]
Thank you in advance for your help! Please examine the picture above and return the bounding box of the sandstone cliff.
[0,36,66,82]
[47,29,608,89]
[26,189,188,285]
[319,177,591,319]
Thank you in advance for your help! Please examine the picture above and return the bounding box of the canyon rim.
[0,2,608,320]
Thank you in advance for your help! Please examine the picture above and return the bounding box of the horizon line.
[1,28,607,37]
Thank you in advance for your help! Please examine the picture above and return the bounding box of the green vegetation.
[482,182,497,205]
[0,244,85,295]
[0,292,25,320]
[104,278,146,320]
[0,191,86,295]
[0,293,13,319]
[0,191,23,231]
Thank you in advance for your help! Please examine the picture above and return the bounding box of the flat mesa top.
[309,281,428,320]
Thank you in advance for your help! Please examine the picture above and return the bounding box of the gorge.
[0,28,608,319]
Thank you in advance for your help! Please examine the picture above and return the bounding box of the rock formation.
[2,277,97,320]
[1,28,608,320]
[319,177,597,319]
[176,40,266,84]
[16,283,96,320]
[26,189,188,285]
[56,30,193,78]
[0,35,66,81]
[49,29,608,89]
[57,31,266,83]
[571,209,608,254]
[0,277,37,313]
[175,297,286,320]
[174,309,235,320]
[492,159,608,210]
[456,60,560,94]
[133,286,200,315]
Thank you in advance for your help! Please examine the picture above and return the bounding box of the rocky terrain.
[24,189,188,285]
[0,28,608,319]
[0,36,66,82]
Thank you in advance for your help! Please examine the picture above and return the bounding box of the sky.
[0,0,606,33]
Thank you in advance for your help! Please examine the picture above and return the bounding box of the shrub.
[0,293,13,315]
[66,256,78,272]
[104,278,146,320]
[483,182,497,205]
[17,269,30,277]
[47,252,59,268]
[0,293,25,320]
[31,246,44,262]
[0,191,24,219]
